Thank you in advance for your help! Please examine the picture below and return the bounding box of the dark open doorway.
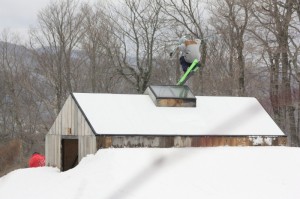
[61,138,78,171]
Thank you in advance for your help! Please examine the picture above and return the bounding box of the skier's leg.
[177,59,199,85]
[180,56,189,72]
[182,62,202,84]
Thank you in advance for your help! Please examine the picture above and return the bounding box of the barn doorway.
[61,138,78,171]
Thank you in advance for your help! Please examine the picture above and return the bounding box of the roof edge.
[71,93,97,135]
[93,134,287,137]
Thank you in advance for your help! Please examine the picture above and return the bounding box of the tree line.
[1,0,300,173]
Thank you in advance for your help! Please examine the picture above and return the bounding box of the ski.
[177,59,199,86]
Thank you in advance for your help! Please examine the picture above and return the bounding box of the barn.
[45,85,287,171]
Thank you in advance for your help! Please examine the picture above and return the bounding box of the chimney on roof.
[144,85,196,107]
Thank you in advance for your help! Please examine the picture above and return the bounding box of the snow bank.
[0,147,300,199]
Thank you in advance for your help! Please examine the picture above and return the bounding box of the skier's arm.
[170,43,185,57]
[178,43,185,52]
[170,46,178,57]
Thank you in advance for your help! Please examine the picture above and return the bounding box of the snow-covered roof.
[72,92,284,136]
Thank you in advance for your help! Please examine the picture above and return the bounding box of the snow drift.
[0,147,300,199]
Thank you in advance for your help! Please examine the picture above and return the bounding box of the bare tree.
[30,0,85,113]
[0,30,46,174]
[209,0,252,96]
[287,0,300,145]
[294,0,300,21]
[104,0,165,93]
[0,31,26,138]
[80,3,121,93]
[250,0,297,146]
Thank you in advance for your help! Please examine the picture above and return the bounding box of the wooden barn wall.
[96,135,287,148]
[46,95,97,169]
[45,134,61,169]
[79,135,97,161]
[48,95,94,136]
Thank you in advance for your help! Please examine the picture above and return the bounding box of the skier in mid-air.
[170,35,202,85]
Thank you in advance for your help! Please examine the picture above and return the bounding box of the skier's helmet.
[178,36,187,44]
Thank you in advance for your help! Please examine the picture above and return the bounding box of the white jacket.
[178,39,201,63]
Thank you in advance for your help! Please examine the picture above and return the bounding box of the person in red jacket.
[29,152,45,168]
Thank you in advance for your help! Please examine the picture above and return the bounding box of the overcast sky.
[0,0,51,35]
[0,0,95,42]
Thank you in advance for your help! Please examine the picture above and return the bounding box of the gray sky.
[0,0,51,35]
[0,0,95,42]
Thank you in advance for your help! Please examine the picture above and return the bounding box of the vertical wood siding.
[79,135,97,161]
[45,134,61,169]
[46,95,96,169]
[48,95,94,136]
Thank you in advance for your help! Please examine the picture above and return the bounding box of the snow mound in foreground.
[0,147,300,199]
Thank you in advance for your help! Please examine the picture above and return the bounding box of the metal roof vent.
[144,85,196,107]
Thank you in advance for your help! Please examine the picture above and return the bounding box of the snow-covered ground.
[0,147,300,199]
